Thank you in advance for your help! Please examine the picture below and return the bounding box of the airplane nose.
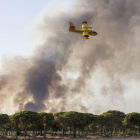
[93,31,98,35]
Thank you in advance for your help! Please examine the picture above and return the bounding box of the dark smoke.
[24,102,46,112]
[0,0,140,114]
[0,75,7,91]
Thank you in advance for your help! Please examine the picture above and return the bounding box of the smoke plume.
[0,0,140,115]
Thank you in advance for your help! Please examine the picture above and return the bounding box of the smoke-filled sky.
[0,0,140,115]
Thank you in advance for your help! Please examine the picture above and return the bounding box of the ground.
[2,136,140,140]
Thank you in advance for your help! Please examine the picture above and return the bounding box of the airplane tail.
[69,22,76,30]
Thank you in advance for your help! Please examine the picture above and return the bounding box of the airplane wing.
[69,29,83,34]
[82,21,92,30]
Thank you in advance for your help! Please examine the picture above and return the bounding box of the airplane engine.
[82,21,88,30]
[83,32,89,39]
[82,21,92,30]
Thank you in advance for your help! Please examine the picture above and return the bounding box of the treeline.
[0,110,140,139]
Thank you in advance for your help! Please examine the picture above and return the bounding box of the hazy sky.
[0,0,75,60]
[0,0,49,59]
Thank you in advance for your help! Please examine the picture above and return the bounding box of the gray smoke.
[0,0,140,114]
[0,75,7,91]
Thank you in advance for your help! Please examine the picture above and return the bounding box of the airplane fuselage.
[69,21,98,39]
[82,30,98,36]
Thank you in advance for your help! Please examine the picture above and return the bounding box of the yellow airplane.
[69,21,98,39]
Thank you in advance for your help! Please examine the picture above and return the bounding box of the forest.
[0,110,140,139]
